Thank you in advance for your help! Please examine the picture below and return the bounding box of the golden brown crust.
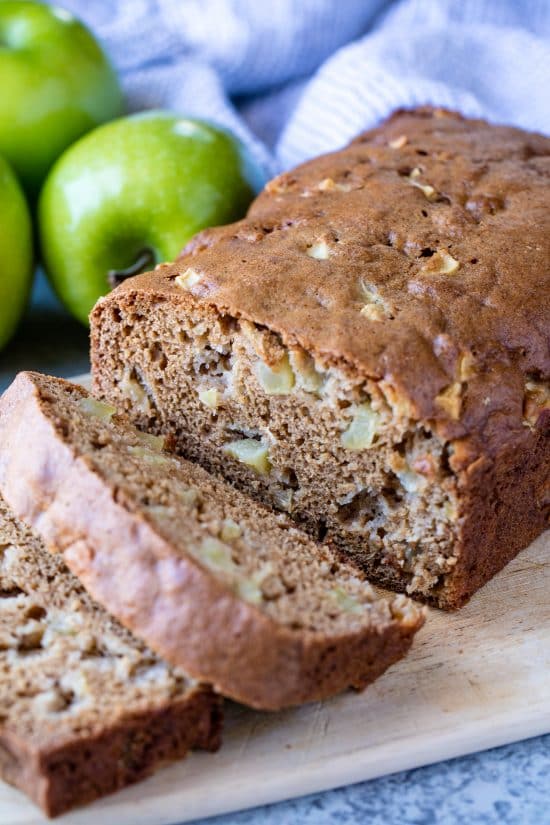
[441,418,549,608]
[91,108,549,609]
[0,372,423,711]
[114,108,548,449]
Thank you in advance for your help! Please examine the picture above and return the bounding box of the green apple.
[0,0,122,196]
[39,111,266,325]
[0,153,33,351]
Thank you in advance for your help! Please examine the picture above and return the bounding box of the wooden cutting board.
[2,379,548,824]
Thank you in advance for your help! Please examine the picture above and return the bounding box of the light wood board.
[2,378,548,823]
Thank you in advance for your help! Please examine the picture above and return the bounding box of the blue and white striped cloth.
[61,0,550,177]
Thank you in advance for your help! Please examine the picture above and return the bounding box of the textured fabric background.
[60,0,550,176]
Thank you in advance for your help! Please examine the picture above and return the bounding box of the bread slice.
[0,495,221,818]
[0,372,423,711]
[90,108,550,609]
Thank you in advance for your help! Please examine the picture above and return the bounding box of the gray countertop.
[2,274,549,825]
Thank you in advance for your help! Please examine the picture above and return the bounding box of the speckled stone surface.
[2,276,549,824]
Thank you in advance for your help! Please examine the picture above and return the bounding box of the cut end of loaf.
[92,295,462,606]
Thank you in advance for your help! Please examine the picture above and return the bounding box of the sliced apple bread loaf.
[0,372,424,711]
[0,495,221,818]
[90,107,550,609]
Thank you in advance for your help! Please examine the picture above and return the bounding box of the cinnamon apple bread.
[90,107,550,610]
[0,495,221,818]
[0,372,424,711]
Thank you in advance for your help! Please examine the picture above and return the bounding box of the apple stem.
[107,248,156,288]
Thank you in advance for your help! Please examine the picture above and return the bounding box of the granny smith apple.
[0,1,122,196]
[0,153,33,351]
[39,111,266,325]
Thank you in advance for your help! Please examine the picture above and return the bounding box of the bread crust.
[442,418,549,608]
[1,693,221,818]
[0,373,423,711]
[91,107,549,609]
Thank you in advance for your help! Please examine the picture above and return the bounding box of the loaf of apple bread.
[91,108,550,609]
[0,495,221,818]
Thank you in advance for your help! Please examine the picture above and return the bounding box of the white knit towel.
[60,0,550,176]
